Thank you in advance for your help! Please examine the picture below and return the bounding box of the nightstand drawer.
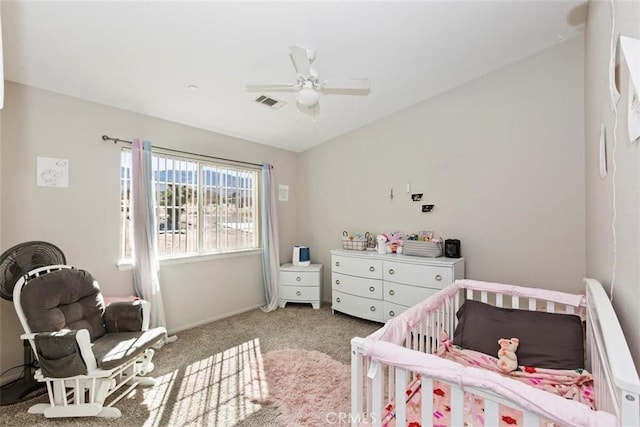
[280,270,319,286]
[280,285,320,301]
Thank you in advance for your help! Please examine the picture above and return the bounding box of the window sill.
[117,248,263,271]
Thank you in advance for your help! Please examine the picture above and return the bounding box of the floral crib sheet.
[380,333,595,427]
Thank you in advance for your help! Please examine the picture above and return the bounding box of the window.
[120,148,260,261]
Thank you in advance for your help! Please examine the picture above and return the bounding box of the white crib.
[351,278,639,427]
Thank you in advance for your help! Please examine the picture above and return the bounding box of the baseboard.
[167,303,264,335]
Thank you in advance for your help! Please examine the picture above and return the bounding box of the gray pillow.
[452,300,584,370]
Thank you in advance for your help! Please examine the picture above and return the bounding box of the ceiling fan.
[246,46,371,110]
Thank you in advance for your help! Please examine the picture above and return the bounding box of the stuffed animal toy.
[383,231,404,254]
[497,338,519,373]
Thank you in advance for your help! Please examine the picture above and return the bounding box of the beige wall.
[0,82,299,380]
[299,37,586,301]
[585,0,640,369]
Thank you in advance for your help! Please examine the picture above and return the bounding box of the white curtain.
[132,139,169,330]
[260,163,280,312]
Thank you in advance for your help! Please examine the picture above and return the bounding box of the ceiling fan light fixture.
[297,86,319,106]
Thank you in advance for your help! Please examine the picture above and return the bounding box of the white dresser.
[279,263,323,309]
[330,250,464,322]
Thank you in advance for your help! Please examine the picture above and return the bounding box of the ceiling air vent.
[254,95,286,110]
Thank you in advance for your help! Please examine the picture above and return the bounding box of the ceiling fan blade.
[289,45,311,77]
[246,83,298,92]
[320,78,371,91]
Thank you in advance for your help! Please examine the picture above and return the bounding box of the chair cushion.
[92,327,166,370]
[21,269,107,341]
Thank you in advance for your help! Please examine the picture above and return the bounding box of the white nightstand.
[279,263,322,309]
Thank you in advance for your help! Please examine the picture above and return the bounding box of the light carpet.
[248,349,351,427]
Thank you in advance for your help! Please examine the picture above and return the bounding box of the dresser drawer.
[384,282,440,307]
[383,301,410,322]
[332,272,382,299]
[332,290,384,322]
[280,270,319,286]
[383,261,452,288]
[332,255,383,280]
[281,285,320,301]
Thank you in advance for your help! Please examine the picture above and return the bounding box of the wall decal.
[37,157,69,187]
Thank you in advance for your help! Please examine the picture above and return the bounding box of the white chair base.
[29,348,157,418]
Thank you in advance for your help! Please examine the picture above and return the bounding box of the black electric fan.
[0,241,66,406]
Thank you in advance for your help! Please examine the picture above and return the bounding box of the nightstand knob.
[336,297,341,303]
[370,306,376,312]
[388,269,395,275]
[296,291,302,296]
[369,266,375,272]
[389,310,395,317]
[389,290,395,296]
[335,261,340,267]
[369,286,375,292]
[335,279,340,285]
[435,274,442,281]
[296,276,301,281]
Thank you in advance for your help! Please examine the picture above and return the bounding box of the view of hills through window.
[120,149,259,260]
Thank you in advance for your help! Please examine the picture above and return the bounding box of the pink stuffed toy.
[383,231,404,254]
[497,338,519,373]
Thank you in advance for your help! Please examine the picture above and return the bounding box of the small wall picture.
[278,184,289,201]
[422,204,434,212]
[411,193,423,202]
[37,157,69,188]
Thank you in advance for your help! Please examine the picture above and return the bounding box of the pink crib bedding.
[380,333,596,427]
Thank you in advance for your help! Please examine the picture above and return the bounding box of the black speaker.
[444,239,461,258]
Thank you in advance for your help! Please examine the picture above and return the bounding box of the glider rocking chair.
[13,265,167,418]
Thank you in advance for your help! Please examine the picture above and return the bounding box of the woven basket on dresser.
[402,240,443,257]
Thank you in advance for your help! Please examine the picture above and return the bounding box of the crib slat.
[371,369,384,427]
[547,301,555,313]
[421,377,434,427]
[496,293,503,307]
[484,399,499,426]
[450,386,464,426]
[529,298,536,311]
[351,345,363,420]
[512,296,520,309]
[394,368,407,426]
[566,305,575,314]
[481,291,488,303]
[523,411,540,427]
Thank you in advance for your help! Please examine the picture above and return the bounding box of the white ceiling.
[1,1,587,152]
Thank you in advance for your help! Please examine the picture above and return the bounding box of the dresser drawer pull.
[388,269,395,275]
[369,266,375,272]
[296,291,302,296]
[335,261,340,267]
[336,297,341,303]
[335,279,340,285]
[389,290,395,296]
[370,306,376,312]
[389,310,395,317]
[369,286,375,292]
[296,276,301,281]
[435,274,442,281]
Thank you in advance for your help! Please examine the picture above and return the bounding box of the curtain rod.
[101,134,264,168]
